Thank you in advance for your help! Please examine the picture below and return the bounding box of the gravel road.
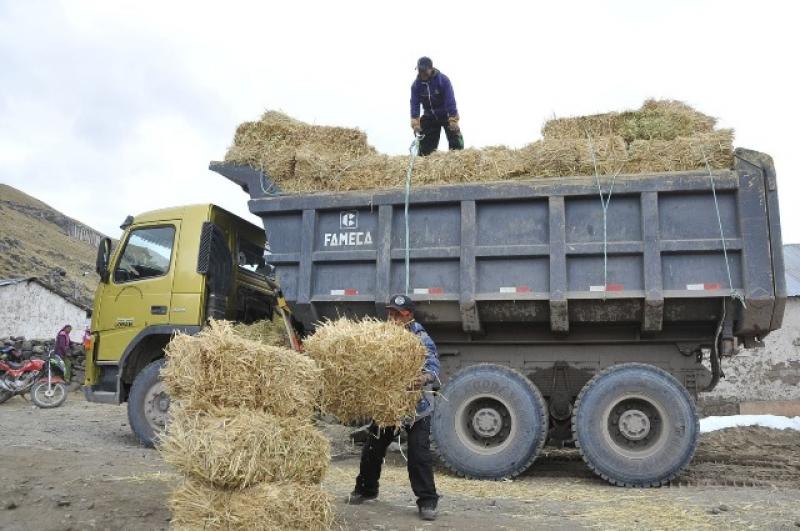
[2,396,800,530]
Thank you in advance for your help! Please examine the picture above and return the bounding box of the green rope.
[585,130,622,299]
[404,135,422,295]
[699,146,746,309]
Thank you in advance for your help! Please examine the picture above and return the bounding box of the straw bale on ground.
[231,317,288,347]
[303,318,427,427]
[161,320,319,416]
[169,478,334,531]
[161,405,329,489]
[222,100,734,194]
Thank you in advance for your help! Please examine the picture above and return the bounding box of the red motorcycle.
[0,347,68,408]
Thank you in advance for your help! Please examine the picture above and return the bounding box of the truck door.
[94,223,180,362]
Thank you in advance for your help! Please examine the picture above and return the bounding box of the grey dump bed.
[213,147,786,485]
[212,148,784,346]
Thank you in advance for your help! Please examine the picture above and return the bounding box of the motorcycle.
[0,347,69,408]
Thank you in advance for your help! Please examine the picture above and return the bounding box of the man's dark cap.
[416,56,433,70]
[386,293,415,312]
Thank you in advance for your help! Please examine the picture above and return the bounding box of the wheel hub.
[472,407,503,437]
[618,409,651,441]
[143,382,170,430]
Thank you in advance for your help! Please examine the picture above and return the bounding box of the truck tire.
[127,359,170,448]
[432,363,548,479]
[572,363,699,487]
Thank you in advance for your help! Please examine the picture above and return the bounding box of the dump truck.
[85,147,785,487]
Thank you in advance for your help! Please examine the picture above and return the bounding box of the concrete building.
[706,244,800,403]
[0,277,90,341]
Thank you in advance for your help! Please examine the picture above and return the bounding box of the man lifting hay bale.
[304,296,441,521]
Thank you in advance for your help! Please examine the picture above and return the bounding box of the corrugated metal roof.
[784,244,800,297]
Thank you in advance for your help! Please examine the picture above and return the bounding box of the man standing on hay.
[348,294,441,521]
[410,56,464,156]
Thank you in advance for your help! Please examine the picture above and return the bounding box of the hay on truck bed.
[222,99,734,194]
[231,317,288,347]
[169,478,334,531]
[303,317,428,427]
[161,320,320,416]
[160,405,330,489]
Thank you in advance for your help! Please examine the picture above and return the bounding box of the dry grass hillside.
[0,184,105,308]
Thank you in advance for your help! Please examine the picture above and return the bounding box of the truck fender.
[117,324,201,402]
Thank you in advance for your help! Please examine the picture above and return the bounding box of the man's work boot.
[419,503,438,521]
[346,491,377,505]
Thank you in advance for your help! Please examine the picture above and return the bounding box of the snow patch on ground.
[700,415,800,432]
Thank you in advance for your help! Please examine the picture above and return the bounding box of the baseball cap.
[386,293,415,312]
[416,56,433,70]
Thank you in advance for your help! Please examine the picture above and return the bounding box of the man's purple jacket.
[410,69,459,121]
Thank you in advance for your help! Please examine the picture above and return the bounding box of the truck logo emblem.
[340,211,358,230]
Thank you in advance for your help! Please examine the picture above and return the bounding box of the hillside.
[0,184,106,308]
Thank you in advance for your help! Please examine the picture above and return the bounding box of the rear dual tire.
[572,363,699,487]
[432,364,548,480]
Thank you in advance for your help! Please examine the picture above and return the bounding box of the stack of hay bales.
[303,317,427,427]
[541,99,734,174]
[223,99,734,194]
[160,320,333,531]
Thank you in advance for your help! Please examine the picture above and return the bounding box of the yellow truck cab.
[85,204,277,446]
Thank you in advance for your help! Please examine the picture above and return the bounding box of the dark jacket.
[410,69,458,121]
[55,329,71,356]
[408,321,440,419]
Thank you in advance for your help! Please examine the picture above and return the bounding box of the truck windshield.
[114,226,176,283]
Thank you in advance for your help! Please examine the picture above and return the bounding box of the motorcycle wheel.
[0,389,12,404]
[31,382,67,408]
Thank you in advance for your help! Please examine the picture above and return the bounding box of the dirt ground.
[2,396,800,531]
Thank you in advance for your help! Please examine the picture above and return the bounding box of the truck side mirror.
[96,237,112,283]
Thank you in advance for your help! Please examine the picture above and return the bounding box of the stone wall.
[0,280,89,341]
[705,297,800,402]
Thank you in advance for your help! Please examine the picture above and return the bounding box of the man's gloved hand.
[411,117,421,134]
[448,115,460,132]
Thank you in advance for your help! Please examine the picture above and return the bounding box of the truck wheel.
[432,363,548,479]
[572,363,699,487]
[127,359,170,448]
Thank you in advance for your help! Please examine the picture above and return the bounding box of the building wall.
[706,297,800,401]
[0,281,89,341]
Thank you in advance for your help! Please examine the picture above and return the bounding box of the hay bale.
[224,110,376,184]
[169,478,334,531]
[626,130,734,174]
[523,136,628,177]
[620,99,716,142]
[223,100,734,194]
[161,405,329,488]
[542,99,718,142]
[231,318,288,347]
[303,317,427,426]
[161,320,320,416]
[541,111,629,140]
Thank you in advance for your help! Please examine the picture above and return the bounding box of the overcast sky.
[1,1,798,243]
